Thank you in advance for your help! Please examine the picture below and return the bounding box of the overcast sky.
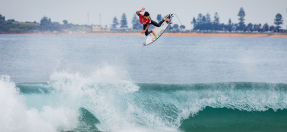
[1,0,287,29]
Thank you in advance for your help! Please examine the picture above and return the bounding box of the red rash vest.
[138,14,151,25]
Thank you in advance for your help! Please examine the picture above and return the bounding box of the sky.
[0,0,287,29]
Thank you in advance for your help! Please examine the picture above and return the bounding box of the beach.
[2,32,287,38]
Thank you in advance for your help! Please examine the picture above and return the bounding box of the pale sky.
[1,0,287,29]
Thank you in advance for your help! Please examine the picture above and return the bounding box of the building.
[7,19,15,22]
[92,25,110,32]
[0,14,5,21]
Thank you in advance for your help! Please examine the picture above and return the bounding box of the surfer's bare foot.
[163,18,170,21]
[152,30,158,39]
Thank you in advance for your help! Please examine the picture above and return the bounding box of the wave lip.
[4,69,287,132]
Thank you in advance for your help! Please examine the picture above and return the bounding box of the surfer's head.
[144,12,150,19]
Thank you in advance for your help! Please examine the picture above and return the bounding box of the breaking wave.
[1,66,287,132]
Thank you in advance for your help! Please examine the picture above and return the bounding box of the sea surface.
[1,34,287,132]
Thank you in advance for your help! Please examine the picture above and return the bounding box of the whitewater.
[1,35,287,131]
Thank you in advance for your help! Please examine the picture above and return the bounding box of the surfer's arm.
[140,24,150,34]
[136,7,145,15]
[144,24,150,32]
[136,10,141,15]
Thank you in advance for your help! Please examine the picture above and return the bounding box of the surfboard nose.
[168,14,174,18]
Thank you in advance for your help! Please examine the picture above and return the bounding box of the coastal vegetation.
[0,14,39,33]
[0,7,285,34]
[0,15,90,33]
[192,7,285,33]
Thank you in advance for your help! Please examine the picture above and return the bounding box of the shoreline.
[1,32,287,38]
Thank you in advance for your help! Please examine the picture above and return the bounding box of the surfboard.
[142,14,173,46]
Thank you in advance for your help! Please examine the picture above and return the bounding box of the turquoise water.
[1,35,287,132]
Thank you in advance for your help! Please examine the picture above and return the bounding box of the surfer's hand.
[140,7,145,12]
[140,30,145,34]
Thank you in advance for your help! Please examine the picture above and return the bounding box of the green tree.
[247,23,253,31]
[173,24,179,29]
[202,16,206,23]
[192,17,196,29]
[167,25,173,31]
[270,25,275,32]
[213,12,220,30]
[62,20,69,29]
[111,16,119,29]
[40,16,52,31]
[201,16,207,30]
[180,25,185,30]
[52,22,61,31]
[228,18,232,25]
[197,13,203,25]
[157,14,162,22]
[238,7,246,31]
[0,14,5,21]
[132,14,141,30]
[258,23,262,31]
[262,23,269,32]
[63,20,68,25]
[204,13,212,30]
[254,24,259,31]
[173,24,179,31]
[39,17,62,31]
[274,13,283,32]
[213,12,219,24]
[228,18,232,32]
[206,13,211,24]
[120,13,128,29]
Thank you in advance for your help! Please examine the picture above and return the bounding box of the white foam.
[3,65,287,132]
[10,65,145,132]
[0,75,55,132]
[47,66,144,131]
[44,66,180,132]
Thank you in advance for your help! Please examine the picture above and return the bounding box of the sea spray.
[0,75,55,132]
[4,71,287,132]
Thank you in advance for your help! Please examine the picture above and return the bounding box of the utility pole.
[99,14,101,27]
[87,12,89,25]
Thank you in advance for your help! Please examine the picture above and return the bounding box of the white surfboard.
[143,14,173,46]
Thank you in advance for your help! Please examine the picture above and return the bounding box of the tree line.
[38,17,90,32]
[111,13,186,31]
[0,14,90,33]
[0,8,284,33]
[0,14,39,33]
[192,7,284,32]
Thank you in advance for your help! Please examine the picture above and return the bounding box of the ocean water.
[1,34,287,132]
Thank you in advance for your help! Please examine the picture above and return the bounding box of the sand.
[2,32,287,38]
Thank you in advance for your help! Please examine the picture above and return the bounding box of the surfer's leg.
[151,20,160,27]
[143,24,148,36]
[143,24,152,36]
[152,30,158,39]
[145,30,149,36]
[159,18,170,25]
[158,20,165,26]
[152,19,169,27]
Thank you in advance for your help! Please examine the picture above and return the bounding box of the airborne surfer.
[136,7,170,40]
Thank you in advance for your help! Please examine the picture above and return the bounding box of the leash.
[173,14,183,26]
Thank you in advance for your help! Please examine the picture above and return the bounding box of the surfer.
[136,7,170,39]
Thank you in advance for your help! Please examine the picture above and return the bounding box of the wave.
[1,67,287,131]
[180,107,287,132]
[0,76,56,132]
